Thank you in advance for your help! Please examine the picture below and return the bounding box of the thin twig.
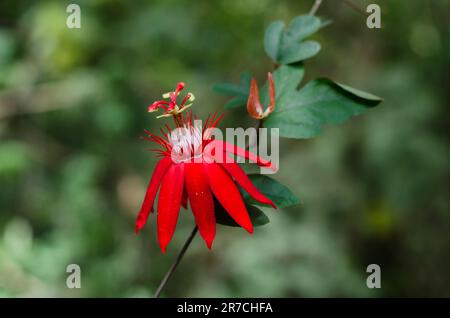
[342,0,367,16]
[154,226,199,298]
[309,0,323,15]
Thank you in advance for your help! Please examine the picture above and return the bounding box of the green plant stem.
[154,226,198,298]
[309,0,323,15]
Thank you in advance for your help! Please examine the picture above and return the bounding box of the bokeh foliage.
[0,0,449,297]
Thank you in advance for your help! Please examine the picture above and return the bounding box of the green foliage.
[214,199,270,227]
[260,64,305,106]
[265,77,382,138]
[212,14,323,109]
[215,173,299,228]
[264,15,323,64]
[214,14,381,141]
[241,174,300,208]
[212,72,252,109]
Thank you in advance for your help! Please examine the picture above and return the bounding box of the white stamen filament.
[169,124,203,163]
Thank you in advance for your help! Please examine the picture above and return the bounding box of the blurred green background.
[0,0,449,297]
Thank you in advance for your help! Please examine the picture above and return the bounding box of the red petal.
[205,163,253,233]
[135,157,172,234]
[220,153,276,208]
[208,140,276,171]
[157,163,185,253]
[185,163,216,249]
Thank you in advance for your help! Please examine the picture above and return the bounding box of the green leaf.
[212,72,252,109]
[334,82,384,102]
[272,64,304,97]
[240,174,300,208]
[282,15,323,43]
[260,64,304,106]
[212,82,246,96]
[224,96,247,109]
[264,15,324,64]
[278,41,321,65]
[264,21,284,61]
[215,199,270,227]
[264,78,382,139]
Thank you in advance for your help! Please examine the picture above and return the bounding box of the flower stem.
[154,226,198,298]
[309,0,323,15]
[342,0,367,16]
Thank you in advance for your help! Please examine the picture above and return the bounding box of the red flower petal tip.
[206,240,214,250]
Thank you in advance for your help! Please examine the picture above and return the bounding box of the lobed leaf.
[264,14,324,65]
[264,78,382,138]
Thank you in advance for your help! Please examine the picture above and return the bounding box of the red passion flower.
[136,82,276,252]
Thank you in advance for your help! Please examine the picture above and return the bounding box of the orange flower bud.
[247,72,276,119]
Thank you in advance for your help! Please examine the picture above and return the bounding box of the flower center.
[169,124,203,163]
